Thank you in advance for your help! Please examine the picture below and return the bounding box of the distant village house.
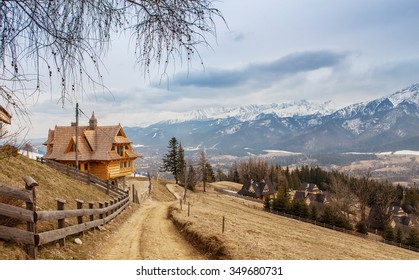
[293,183,327,206]
[238,179,275,200]
[43,112,139,182]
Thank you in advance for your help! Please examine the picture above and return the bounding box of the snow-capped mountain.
[125,84,419,155]
[165,99,337,123]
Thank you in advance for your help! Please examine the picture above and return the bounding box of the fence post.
[88,202,94,222]
[222,216,225,233]
[24,176,38,260]
[114,198,118,211]
[56,198,67,247]
[188,202,190,217]
[87,172,91,185]
[110,200,114,215]
[104,201,109,217]
[99,202,104,219]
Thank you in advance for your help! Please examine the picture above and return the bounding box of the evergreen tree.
[289,170,301,189]
[187,165,197,191]
[406,228,418,248]
[177,144,186,186]
[309,204,318,221]
[272,183,289,212]
[263,195,272,210]
[383,224,394,241]
[205,162,216,183]
[161,137,181,183]
[355,221,368,235]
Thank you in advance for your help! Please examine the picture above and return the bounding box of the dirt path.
[98,183,205,260]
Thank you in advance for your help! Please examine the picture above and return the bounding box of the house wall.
[56,159,135,180]
[108,160,134,179]
[89,161,109,180]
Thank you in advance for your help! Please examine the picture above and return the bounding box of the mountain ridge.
[125,83,419,155]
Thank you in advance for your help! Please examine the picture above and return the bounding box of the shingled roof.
[238,179,275,198]
[43,114,139,162]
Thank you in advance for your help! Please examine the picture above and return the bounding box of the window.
[117,146,123,156]
[69,143,76,152]
[84,163,88,171]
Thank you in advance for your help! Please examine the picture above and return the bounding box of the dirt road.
[98,181,205,260]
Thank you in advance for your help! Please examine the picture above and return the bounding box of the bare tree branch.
[0,0,225,117]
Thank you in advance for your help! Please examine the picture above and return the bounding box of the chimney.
[89,112,97,130]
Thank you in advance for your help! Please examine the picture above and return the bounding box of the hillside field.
[1,155,419,260]
[168,182,419,260]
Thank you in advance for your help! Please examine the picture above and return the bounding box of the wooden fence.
[0,176,129,259]
[37,157,126,197]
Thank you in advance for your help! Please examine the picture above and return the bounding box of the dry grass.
[169,182,419,260]
[0,154,114,259]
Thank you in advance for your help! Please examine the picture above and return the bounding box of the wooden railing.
[0,176,129,259]
[37,157,126,197]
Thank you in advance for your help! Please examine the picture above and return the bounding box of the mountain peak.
[388,83,419,107]
[167,100,337,124]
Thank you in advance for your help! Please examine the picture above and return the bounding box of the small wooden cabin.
[43,113,140,181]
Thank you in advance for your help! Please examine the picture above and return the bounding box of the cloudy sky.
[10,0,419,139]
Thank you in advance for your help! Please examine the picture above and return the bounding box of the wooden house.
[293,182,326,206]
[43,112,139,181]
[0,105,11,124]
[238,179,275,199]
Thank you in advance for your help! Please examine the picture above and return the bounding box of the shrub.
[355,221,368,235]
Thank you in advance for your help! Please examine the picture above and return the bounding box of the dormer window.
[65,137,77,153]
[69,143,76,152]
[117,145,123,156]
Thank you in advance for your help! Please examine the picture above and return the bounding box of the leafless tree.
[328,173,358,221]
[0,0,225,116]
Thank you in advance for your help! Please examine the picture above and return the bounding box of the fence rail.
[0,176,129,259]
[37,157,126,197]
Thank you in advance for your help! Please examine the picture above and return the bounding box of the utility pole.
[75,103,79,170]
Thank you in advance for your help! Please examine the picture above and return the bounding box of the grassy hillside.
[169,182,419,260]
[0,154,113,259]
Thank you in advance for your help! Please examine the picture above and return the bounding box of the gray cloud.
[168,50,350,89]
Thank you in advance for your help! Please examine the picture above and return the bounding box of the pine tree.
[205,162,215,183]
[187,165,197,191]
[177,144,186,186]
[161,137,180,183]
[161,137,185,184]
[383,224,395,241]
[272,183,289,212]
[309,204,318,221]
[263,195,272,210]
